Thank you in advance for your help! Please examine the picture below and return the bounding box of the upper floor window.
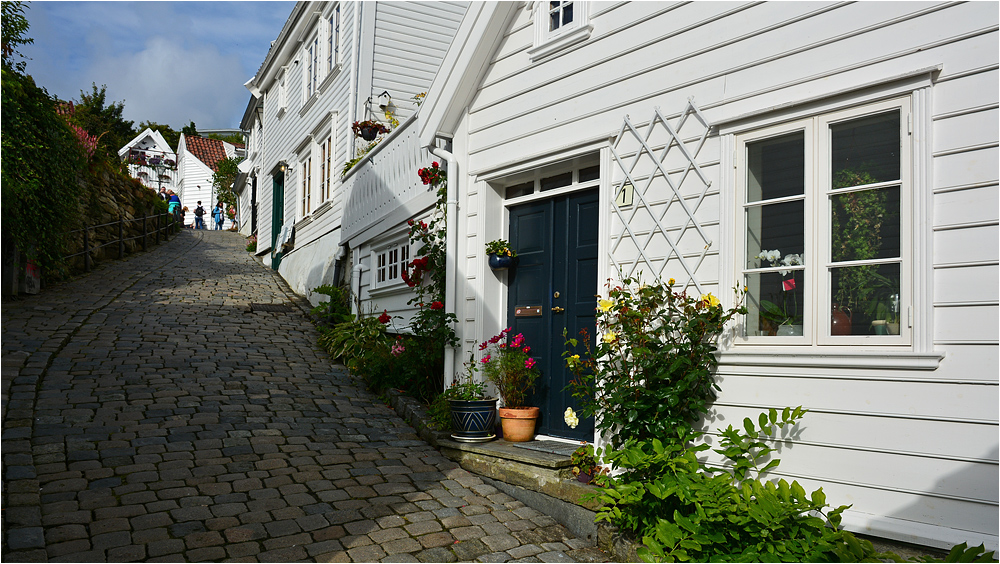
[736,97,911,346]
[306,36,320,99]
[277,72,288,113]
[529,1,592,62]
[328,5,341,73]
[320,135,333,203]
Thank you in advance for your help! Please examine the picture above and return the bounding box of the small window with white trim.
[736,96,911,345]
[373,240,410,289]
[277,72,288,113]
[528,1,592,62]
[299,154,312,218]
[328,4,341,73]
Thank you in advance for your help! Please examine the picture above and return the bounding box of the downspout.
[430,142,458,388]
[350,3,360,126]
[351,261,363,316]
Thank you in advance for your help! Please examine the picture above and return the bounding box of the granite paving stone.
[1,230,605,562]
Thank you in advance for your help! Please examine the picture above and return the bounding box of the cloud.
[88,37,249,129]
[20,2,291,130]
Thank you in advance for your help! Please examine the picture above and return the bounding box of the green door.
[271,172,284,271]
[507,189,599,441]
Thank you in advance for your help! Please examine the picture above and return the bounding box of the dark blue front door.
[507,189,598,441]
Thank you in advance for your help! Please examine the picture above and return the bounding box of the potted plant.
[480,328,540,442]
[485,239,518,271]
[352,119,390,142]
[754,249,803,335]
[444,352,497,442]
[569,445,605,484]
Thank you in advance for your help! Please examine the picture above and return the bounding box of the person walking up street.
[194,201,206,229]
[213,202,224,230]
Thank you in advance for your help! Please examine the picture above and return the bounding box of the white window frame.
[277,71,288,115]
[372,238,411,290]
[304,35,320,102]
[299,153,312,219]
[528,1,593,62]
[328,4,341,74]
[733,96,913,348]
[319,134,333,203]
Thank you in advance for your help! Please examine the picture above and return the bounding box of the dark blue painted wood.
[508,189,598,441]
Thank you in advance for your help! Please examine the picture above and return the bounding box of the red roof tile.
[185,136,228,171]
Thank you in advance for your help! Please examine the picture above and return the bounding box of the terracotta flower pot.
[498,406,539,442]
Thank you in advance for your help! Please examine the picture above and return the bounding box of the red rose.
[378,310,391,324]
[430,301,444,310]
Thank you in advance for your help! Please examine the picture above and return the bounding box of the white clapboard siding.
[453,0,999,550]
[372,2,469,121]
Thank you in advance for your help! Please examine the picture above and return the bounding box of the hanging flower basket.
[352,120,389,141]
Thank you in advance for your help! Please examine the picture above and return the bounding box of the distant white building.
[176,134,241,228]
[118,128,177,193]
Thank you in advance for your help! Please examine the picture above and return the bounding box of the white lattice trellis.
[608,99,714,294]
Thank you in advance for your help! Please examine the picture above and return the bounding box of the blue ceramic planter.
[450,398,498,442]
[488,253,518,271]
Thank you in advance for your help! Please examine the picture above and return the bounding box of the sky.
[20,1,293,131]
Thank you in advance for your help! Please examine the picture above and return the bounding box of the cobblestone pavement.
[1,230,607,563]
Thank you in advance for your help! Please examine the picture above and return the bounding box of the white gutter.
[430,143,458,388]
[351,262,364,316]
[350,3,359,126]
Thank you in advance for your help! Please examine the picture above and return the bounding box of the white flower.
[779,253,803,275]
[564,407,579,429]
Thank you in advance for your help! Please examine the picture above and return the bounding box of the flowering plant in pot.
[351,119,390,141]
[480,328,540,442]
[569,444,606,484]
[443,352,497,442]
[485,239,518,271]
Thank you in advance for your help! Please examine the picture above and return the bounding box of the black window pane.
[831,262,901,335]
[579,166,600,183]
[563,2,573,25]
[745,200,804,269]
[540,172,572,191]
[832,111,900,188]
[831,186,900,262]
[506,181,534,199]
[747,132,804,202]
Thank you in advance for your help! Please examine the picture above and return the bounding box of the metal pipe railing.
[61,211,180,271]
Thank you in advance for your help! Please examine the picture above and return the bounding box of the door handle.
[551,306,565,313]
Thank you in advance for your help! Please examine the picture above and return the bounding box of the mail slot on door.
[514,306,542,317]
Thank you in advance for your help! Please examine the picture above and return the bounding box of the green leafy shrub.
[565,276,746,448]
[317,313,390,377]
[310,284,353,328]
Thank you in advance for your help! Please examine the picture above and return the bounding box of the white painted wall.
[444,1,998,551]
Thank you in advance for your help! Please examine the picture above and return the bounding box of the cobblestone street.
[1,230,607,563]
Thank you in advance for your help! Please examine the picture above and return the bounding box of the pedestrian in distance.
[180,206,188,227]
[194,201,207,229]
[213,202,225,230]
[158,187,169,202]
[167,190,182,222]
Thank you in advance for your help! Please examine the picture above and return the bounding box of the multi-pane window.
[278,73,288,111]
[548,1,574,32]
[321,136,333,202]
[307,37,319,98]
[737,98,910,344]
[375,242,410,287]
[328,5,341,73]
[300,156,312,217]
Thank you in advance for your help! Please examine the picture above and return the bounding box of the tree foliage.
[2,10,87,273]
[181,121,198,137]
[207,132,244,146]
[2,1,33,74]
[212,156,243,210]
[67,83,136,163]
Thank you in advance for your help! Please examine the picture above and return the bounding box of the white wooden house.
[118,128,177,193]
[242,1,468,308]
[410,1,999,552]
[175,133,240,228]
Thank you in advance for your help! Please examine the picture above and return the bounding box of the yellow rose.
[701,293,720,308]
[566,354,580,367]
[668,278,676,286]
[597,299,615,312]
[603,332,618,344]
